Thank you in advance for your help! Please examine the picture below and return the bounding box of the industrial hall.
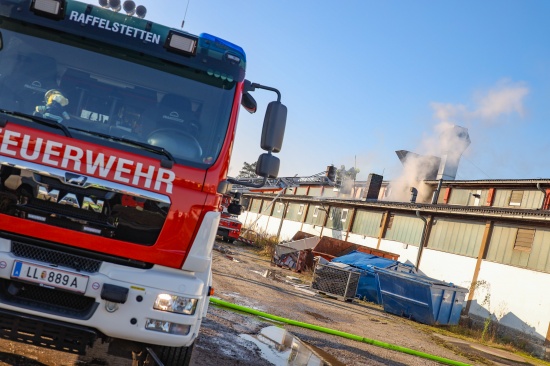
[233,137,550,359]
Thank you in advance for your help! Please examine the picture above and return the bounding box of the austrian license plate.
[11,261,89,293]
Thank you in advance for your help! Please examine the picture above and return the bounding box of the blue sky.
[80,0,550,181]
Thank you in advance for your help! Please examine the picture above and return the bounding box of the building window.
[341,209,349,222]
[298,204,304,215]
[509,190,524,206]
[313,206,320,217]
[513,228,535,252]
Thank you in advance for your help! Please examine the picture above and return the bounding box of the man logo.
[65,173,87,186]
[36,186,104,213]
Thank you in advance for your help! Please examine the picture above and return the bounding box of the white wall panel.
[346,233,380,249]
[300,223,324,238]
[378,239,419,267]
[278,221,304,242]
[419,248,477,287]
[472,261,550,340]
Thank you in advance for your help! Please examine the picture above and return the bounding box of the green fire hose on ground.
[210,297,471,366]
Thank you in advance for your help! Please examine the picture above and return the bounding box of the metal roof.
[244,192,550,224]
[423,179,550,186]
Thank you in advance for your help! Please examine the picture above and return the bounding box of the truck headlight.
[145,319,190,335]
[154,294,197,315]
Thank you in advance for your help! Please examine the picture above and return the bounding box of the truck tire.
[146,342,194,366]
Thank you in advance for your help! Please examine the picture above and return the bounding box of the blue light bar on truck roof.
[200,33,246,64]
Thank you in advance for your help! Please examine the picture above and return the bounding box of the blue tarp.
[330,251,414,304]
[332,252,400,270]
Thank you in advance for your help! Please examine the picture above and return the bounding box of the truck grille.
[11,241,102,273]
[0,161,169,245]
[0,279,98,320]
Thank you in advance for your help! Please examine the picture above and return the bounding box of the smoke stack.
[436,125,470,180]
[395,150,440,181]
[362,173,384,201]
[410,187,418,203]
[326,165,336,183]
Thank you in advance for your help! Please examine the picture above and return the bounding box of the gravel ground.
[0,239,544,365]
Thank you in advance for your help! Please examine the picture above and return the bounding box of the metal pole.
[415,210,427,270]
[276,202,289,242]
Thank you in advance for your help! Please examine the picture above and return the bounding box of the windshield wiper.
[0,110,72,138]
[68,127,175,168]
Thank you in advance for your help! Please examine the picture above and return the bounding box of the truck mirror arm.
[227,176,268,188]
[244,80,281,102]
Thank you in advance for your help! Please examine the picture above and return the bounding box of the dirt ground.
[196,241,549,366]
[0,239,547,366]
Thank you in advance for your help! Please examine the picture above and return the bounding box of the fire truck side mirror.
[255,153,280,179]
[260,101,287,153]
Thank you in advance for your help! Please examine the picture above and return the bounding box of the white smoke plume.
[431,79,529,125]
[385,80,529,202]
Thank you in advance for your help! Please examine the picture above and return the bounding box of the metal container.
[377,269,469,325]
[332,251,415,304]
[311,263,360,301]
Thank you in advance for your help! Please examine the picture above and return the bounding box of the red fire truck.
[0,0,286,364]
[217,193,243,243]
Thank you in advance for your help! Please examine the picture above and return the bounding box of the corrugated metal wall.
[384,214,424,246]
[322,188,338,198]
[285,203,304,222]
[351,210,383,238]
[447,189,470,206]
[478,190,488,206]
[528,230,550,272]
[492,189,543,209]
[304,204,327,226]
[427,218,484,257]
[284,187,297,195]
[249,198,263,213]
[271,201,285,218]
[325,207,350,230]
[247,196,550,272]
[447,188,488,206]
[486,224,550,273]
[296,186,308,195]
[308,186,322,196]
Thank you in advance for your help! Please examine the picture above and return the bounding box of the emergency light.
[165,31,198,56]
[98,0,146,18]
[108,0,121,12]
[135,5,146,18]
[31,0,65,19]
[122,0,135,16]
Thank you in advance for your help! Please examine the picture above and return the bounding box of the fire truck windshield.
[0,28,235,167]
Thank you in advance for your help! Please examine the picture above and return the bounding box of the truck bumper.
[0,237,210,349]
[0,307,98,354]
